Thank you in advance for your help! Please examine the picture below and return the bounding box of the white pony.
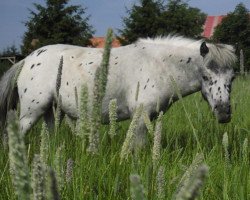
[0,35,237,134]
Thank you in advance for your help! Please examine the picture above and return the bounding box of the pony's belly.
[101,105,130,124]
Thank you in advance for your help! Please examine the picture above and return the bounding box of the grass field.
[0,75,249,200]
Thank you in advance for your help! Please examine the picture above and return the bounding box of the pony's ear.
[200,42,209,57]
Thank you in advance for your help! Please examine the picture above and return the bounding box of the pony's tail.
[0,61,24,129]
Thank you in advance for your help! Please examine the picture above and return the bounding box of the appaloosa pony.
[0,35,237,134]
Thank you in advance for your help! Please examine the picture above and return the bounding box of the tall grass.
[0,75,249,199]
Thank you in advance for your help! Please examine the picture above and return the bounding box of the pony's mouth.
[214,104,231,123]
[217,114,231,123]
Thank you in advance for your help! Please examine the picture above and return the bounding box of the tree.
[0,45,19,56]
[21,0,94,55]
[213,3,250,70]
[158,0,206,37]
[118,0,206,45]
[118,0,164,45]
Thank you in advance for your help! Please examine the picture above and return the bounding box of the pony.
[0,35,237,135]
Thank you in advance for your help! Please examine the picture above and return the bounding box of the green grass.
[0,75,250,199]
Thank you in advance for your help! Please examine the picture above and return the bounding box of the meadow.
[0,30,249,200]
[0,73,249,200]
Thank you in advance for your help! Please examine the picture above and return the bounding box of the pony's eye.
[202,76,209,81]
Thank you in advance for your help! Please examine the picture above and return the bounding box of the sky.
[0,0,249,51]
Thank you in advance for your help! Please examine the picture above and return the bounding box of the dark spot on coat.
[67,82,69,86]
[152,85,155,88]
[32,99,35,102]
[214,80,217,84]
[186,57,192,64]
[218,87,221,91]
[115,57,118,59]
[37,63,41,66]
[142,47,146,49]
[29,113,32,115]
[147,78,150,83]
[89,62,93,64]
[28,107,30,110]
[31,77,34,80]
[37,49,47,56]
[39,92,42,94]
[115,62,118,65]
[31,64,35,69]
[209,87,212,92]
[169,54,172,57]
[140,68,142,71]
[71,56,74,59]
[144,85,147,90]
[36,102,39,104]
[79,63,83,66]
[163,59,165,62]
[24,88,27,93]
[180,59,183,62]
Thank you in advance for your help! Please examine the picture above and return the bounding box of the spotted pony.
[0,35,237,135]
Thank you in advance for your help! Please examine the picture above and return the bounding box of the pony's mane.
[206,43,237,67]
[138,35,237,67]
[138,35,201,48]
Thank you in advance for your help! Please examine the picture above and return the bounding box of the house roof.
[90,37,121,48]
[202,15,225,38]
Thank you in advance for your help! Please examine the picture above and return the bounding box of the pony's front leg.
[134,115,148,147]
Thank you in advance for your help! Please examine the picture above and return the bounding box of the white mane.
[138,35,202,49]
[206,43,237,67]
[138,35,237,68]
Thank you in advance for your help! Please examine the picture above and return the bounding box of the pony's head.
[200,42,237,123]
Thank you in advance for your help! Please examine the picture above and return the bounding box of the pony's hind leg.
[19,96,53,134]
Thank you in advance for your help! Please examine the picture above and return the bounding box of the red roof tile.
[202,15,226,38]
[90,37,121,48]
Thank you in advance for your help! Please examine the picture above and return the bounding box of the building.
[202,15,225,39]
[90,37,121,48]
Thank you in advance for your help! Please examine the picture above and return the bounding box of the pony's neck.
[167,49,203,98]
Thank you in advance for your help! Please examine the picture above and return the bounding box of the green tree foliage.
[158,0,206,37]
[213,3,250,71]
[118,0,164,45]
[118,0,206,45]
[0,45,19,56]
[21,0,94,55]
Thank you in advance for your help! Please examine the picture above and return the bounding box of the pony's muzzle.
[214,103,231,123]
